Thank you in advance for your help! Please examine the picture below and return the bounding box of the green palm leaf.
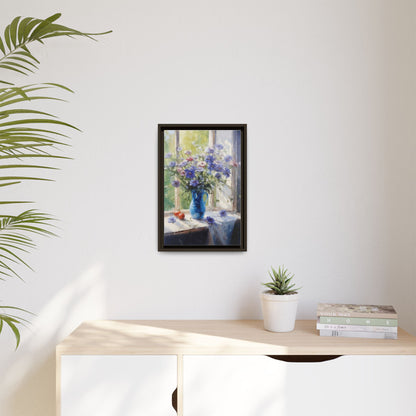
[0,210,56,280]
[0,305,33,348]
[0,14,110,348]
[0,83,76,176]
[0,13,111,82]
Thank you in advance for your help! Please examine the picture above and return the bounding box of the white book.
[319,330,397,339]
[316,323,398,333]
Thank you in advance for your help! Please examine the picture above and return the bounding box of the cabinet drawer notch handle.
[267,355,342,363]
[172,387,178,413]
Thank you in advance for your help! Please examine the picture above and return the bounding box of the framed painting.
[158,124,247,251]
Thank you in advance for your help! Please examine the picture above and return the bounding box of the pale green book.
[319,316,398,327]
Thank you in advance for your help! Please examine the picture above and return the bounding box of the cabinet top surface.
[56,320,416,356]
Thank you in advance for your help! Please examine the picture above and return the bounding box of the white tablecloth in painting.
[164,212,240,245]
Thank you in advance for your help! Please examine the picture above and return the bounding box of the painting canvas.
[158,124,246,251]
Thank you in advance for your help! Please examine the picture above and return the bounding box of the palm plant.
[0,13,110,348]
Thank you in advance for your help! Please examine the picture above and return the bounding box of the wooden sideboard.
[56,320,416,416]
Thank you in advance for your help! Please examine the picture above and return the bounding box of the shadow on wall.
[0,264,107,416]
[237,283,262,319]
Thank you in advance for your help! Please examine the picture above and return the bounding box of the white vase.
[261,291,299,332]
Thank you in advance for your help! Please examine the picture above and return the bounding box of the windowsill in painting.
[164,211,240,235]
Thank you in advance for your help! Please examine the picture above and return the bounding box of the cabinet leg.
[177,354,183,415]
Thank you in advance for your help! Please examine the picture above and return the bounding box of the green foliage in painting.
[179,188,192,210]
[163,132,176,211]
[164,169,175,211]
[179,130,209,154]
[0,13,110,348]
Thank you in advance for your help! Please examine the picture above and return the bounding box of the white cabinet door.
[285,355,416,416]
[61,355,177,416]
[183,355,287,416]
[183,355,416,416]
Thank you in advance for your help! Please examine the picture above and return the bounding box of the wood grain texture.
[56,320,416,356]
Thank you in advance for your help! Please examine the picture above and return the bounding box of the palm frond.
[0,305,33,349]
[0,14,111,82]
[0,83,75,184]
[0,210,56,280]
[0,14,110,349]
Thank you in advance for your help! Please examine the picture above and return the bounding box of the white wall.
[0,1,415,415]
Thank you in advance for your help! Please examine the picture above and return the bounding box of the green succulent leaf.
[262,265,301,295]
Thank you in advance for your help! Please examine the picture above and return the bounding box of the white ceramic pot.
[261,291,299,332]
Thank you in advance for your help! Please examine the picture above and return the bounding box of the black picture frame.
[158,124,247,251]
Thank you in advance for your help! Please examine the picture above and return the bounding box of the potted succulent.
[261,266,300,332]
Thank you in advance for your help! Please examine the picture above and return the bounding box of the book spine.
[319,330,398,339]
[317,311,397,319]
[316,323,398,333]
[318,316,398,327]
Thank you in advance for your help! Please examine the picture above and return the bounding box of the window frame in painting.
[158,124,247,252]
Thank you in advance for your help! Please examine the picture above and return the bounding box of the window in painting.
[163,130,241,215]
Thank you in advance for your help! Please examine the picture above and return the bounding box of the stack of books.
[317,303,398,339]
